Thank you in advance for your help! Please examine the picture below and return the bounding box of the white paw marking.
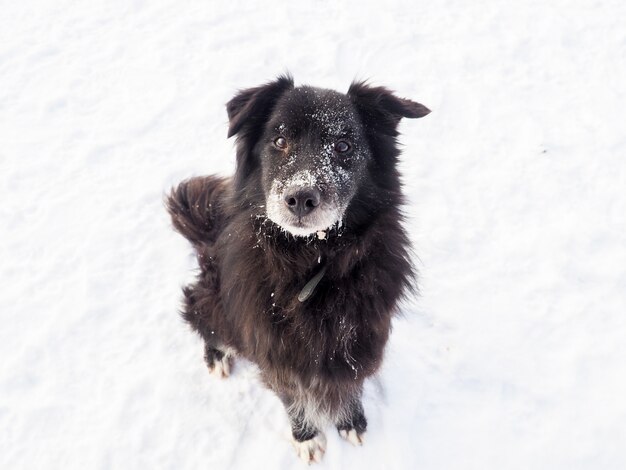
[339,428,364,446]
[292,433,326,464]
[209,354,231,378]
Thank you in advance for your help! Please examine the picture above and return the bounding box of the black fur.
[167,74,429,458]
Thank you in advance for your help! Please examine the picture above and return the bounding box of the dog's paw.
[339,428,365,446]
[205,348,232,379]
[292,433,326,464]
[208,354,231,378]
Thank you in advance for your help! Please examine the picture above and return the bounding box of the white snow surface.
[2,1,626,469]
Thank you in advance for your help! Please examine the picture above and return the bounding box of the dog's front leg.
[282,397,326,464]
[336,397,367,446]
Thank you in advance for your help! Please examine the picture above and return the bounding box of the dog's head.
[227,75,430,237]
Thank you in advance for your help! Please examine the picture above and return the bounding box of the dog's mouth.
[291,219,307,228]
[266,195,344,237]
[268,211,342,237]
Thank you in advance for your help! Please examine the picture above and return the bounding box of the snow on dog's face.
[258,88,370,236]
[226,75,430,237]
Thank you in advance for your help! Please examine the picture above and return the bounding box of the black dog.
[167,75,429,463]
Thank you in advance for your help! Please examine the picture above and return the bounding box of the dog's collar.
[297,265,327,302]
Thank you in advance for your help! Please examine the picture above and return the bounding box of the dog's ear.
[348,81,430,136]
[226,74,294,138]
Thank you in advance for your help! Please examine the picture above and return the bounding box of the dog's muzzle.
[266,174,345,237]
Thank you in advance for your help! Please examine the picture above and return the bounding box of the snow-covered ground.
[2,1,625,468]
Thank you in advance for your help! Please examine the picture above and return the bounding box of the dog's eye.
[274,136,288,149]
[334,140,351,153]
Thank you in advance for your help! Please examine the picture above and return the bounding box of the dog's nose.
[284,187,321,218]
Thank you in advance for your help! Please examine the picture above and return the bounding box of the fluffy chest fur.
[214,202,412,388]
